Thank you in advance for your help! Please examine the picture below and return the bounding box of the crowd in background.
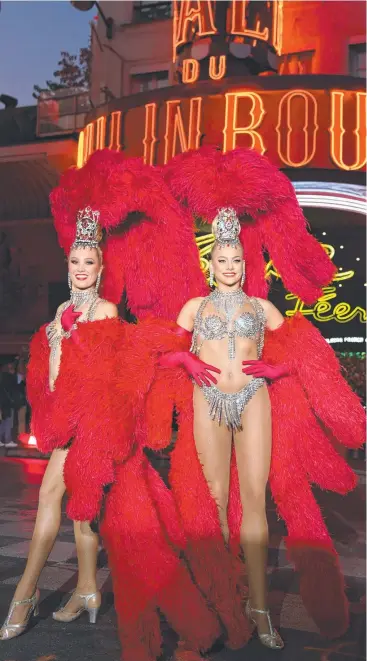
[338,353,366,460]
[339,354,366,405]
[0,357,28,448]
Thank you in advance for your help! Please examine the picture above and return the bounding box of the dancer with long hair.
[163,211,285,648]
[0,211,113,640]
[147,145,365,645]
[26,152,227,661]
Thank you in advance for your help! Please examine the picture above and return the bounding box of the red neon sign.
[77,87,366,172]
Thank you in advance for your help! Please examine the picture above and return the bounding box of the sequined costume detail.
[191,291,265,360]
[201,378,265,431]
[46,298,102,388]
[191,292,266,428]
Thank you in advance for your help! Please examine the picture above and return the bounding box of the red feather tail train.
[287,540,349,639]
[267,314,366,449]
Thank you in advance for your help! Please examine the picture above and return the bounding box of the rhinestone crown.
[72,206,102,250]
[213,207,241,247]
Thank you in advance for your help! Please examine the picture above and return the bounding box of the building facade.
[80,0,366,353]
[0,104,80,355]
[89,1,366,104]
[0,0,365,360]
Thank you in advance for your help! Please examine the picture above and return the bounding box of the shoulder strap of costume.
[190,297,209,355]
[250,297,266,358]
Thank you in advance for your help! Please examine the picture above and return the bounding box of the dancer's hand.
[159,351,221,386]
[61,305,82,333]
[242,360,289,381]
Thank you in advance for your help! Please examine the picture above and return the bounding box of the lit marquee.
[173,0,284,62]
[76,0,365,176]
[77,88,367,171]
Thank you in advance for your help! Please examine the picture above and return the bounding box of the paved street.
[0,454,365,661]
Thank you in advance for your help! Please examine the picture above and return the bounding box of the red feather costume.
[30,151,242,661]
[32,146,365,658]
[152,146,365,638]
[49,150,252,653]
[28,318,223,660]
[67,147,362,643]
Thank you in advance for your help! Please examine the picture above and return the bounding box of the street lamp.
[71,1,114,39]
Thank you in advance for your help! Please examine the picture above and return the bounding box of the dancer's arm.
[176,297,203,332]
[258,298,284,330]
[242,298,289,380]
[27,325,74,451]
[158,298,221,386]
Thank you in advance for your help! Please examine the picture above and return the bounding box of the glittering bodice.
[191,292,265,360]
[199,311,259,342]
[46,298,102,391]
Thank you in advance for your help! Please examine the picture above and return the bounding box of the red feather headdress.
[50,149,207,320]
[163,146,336,304]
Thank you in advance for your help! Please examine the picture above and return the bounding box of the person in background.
[0,362,17,448]
[0,367,12,446]
[15,358,27,436]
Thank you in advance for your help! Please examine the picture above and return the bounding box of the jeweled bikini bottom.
[200,378,265,431]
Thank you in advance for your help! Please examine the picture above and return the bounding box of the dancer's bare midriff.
[197,334,258,393]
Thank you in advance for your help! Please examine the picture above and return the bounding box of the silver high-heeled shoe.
[0,589,40,640]
[52,590,101,624]
[245,600,284,650]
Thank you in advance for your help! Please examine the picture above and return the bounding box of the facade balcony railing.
[132,1,172,23]
[36,89,91,137]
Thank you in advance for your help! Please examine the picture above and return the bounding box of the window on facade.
[133,1,172,23]
[349,43,366,78]
[279,50,315,75]
[130,70,169,94]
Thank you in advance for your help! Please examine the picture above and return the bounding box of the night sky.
[0,0,93,107]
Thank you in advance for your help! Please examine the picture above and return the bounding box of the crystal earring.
[68,273,72,291]
[209,265,214,288]
[96,272,101,291]
[240,261,246,288]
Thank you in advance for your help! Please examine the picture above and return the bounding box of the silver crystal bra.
[191,293,265,360]
[199,311,259,342]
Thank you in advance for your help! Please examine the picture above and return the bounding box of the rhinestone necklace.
[70,287,98,309]
[209,288,248,321]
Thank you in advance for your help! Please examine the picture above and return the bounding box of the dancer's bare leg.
[193,387,232,543]
[6,448,68,625]
[61,521,100,613]
[234,385,272,636]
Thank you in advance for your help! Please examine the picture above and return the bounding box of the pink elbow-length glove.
[242,360,290,381]
[61,305,82,337]
[158,326,221,387]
